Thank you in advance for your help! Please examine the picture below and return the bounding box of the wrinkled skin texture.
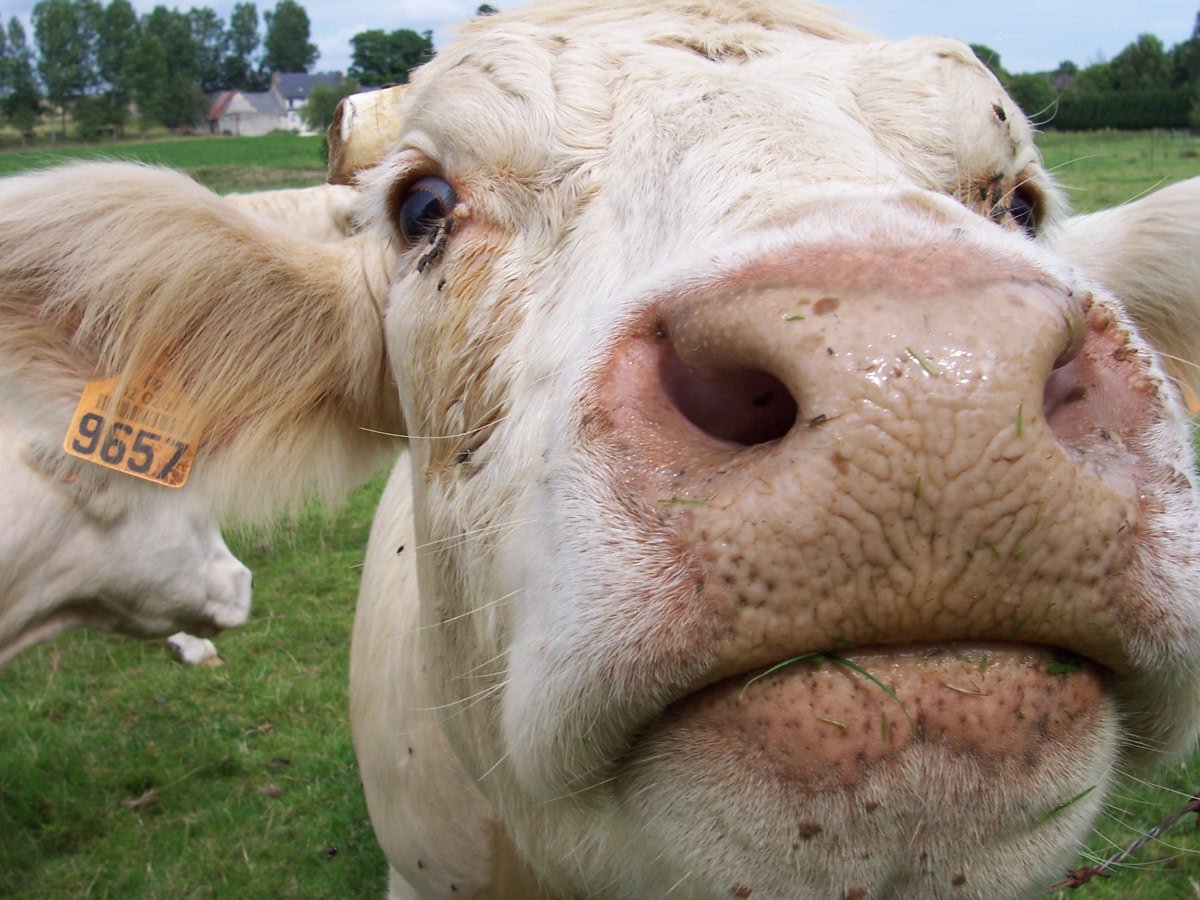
[345,2,1200,899]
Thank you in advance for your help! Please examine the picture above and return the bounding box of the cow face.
[350,1,1200,896]
[0,438,252,666]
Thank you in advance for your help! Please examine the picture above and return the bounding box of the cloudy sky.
[0,0,1195,76]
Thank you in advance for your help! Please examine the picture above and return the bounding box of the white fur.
[224,183,365,243]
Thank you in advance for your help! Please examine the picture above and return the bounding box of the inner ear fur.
[0,161,403,523]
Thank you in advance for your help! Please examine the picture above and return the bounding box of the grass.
[0,132,327,193]
[0,478,388,898]
[0,129,1199,897]
[1038,128,1200,213]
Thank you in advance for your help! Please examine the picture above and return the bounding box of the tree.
[1108,34,1171,91]
[300,77,357,134]
[476,4,499,14]
[132,6,207,131]
[1172,24,1200,88]
[95,0,139,133]
[222,2,265,89]
[1005,73,1056,121]
[2,17,41,143]
[32,0,101,135]
[189,6,228,93]
[1070,61,1114,93]
[348,28,434,86]
[969,43,1010,84]
[263,0,317,74]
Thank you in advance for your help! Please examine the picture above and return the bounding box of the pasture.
[0,128,1198,898]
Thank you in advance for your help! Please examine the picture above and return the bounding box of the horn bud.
[326,85,409,185]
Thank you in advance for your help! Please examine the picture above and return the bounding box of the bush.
[300,80,359,134]
[1050,88,1192,130]
[74,96,127,141]
[1006,74,1057,122]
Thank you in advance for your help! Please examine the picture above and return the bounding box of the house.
[271,72,344,133]
[202,72,344,136]
[204,89,286,137]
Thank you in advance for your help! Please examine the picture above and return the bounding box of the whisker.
[477,747,512,782]
[416,516,536,552]
[457,648,510,678]
[664,872,692,895]
[538,772,622,806]
[421,589,520,631]
[358,414,512,441]
[412,679,508,715]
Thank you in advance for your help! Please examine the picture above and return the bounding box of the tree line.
[298,5,497,133]
[973,10,1200,131]
[0,0,331,140]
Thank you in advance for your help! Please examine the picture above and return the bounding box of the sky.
[0,0,1195,77]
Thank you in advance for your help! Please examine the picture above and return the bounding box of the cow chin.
[610,645,1115,899]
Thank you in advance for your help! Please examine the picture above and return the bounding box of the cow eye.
[1008,187,1039,236]
[395,176,458,244]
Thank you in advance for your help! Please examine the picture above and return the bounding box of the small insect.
[417,217,455,273]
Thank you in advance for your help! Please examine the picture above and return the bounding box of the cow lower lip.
[615,644,1115,896]
[640,643,1109,790]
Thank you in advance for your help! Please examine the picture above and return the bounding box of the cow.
[0,180,379,667]
[1,1,1199,897]
[224,182,365,243]
[0,413,252,666]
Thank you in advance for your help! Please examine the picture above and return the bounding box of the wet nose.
[591,223,1158,671]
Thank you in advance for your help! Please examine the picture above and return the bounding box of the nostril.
[1041,310,1091,429]
[1040,303,1149,452]
[658,336,799,446]
[1043,358,1089,427]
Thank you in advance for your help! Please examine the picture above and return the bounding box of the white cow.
[224,183,365,243]
[2,2,1200,898]
[0,415,252,666]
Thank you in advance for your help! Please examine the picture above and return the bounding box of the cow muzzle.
[540,206,1200,895]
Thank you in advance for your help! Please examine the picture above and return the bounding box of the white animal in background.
[2,1,1200,897]
[0,416,252,667]
[224,182,365,243]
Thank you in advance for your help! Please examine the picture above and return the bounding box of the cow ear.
[0,162,402,523]
[327,85,409,186]
[1047,177,1200,405]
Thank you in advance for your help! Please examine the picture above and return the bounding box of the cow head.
[337,1,1200,896]
[0,436,251,666]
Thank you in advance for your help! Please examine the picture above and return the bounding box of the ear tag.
[63,373,200,488]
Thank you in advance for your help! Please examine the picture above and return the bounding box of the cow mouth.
[629,641,1110,794]
[607,642,1115,897]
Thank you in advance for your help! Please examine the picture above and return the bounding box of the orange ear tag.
[63,374,200,488]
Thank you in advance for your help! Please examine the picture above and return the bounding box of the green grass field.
[0,132,328,193]
[1038,129,1200,213]
[1,130,1199,898]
